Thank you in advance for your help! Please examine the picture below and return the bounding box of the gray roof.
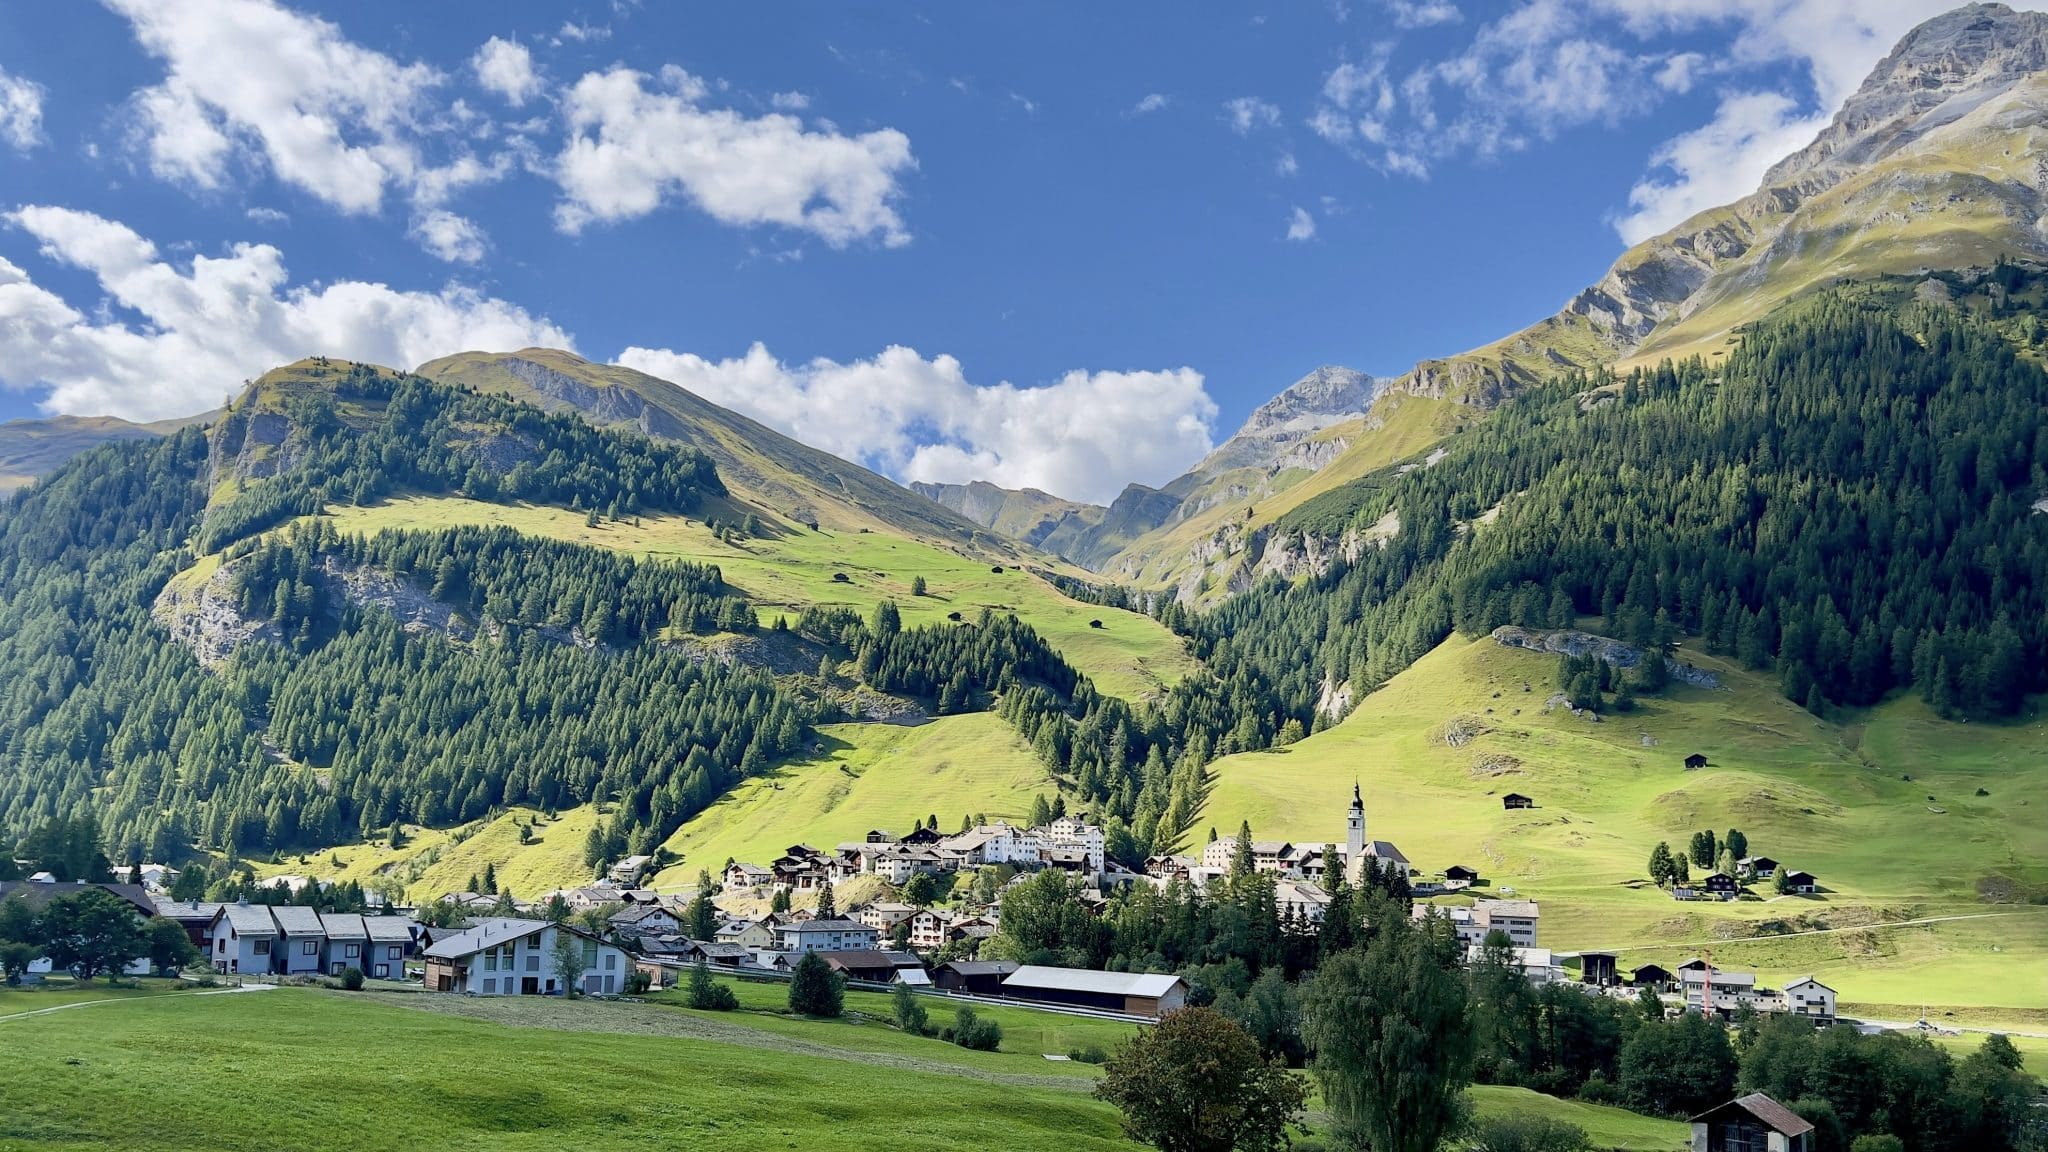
[319,913,368,939]
[0,880,156,917]
[217,903,279,935]
[938,960,1018,977]
[270,905,327,936]
[362,916,414,943]
[153,899,223,921]
[609,904,676,924]
[423,917,550,960]
[778,918,874,934]
[1692,1094,1815,1138]
[1003,965,1184,999]
[1365,840,1409,864]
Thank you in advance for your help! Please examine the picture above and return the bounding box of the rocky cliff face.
[1192,367,1382,475]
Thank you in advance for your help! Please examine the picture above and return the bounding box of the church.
[1345,782,1412,884]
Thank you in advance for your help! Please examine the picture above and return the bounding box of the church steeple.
[1346,780,1366,859]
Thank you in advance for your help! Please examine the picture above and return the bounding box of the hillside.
[1199,632,2048,1016]
[0,412,211,493]
[908,480,1109,559]
[417,348,1005,550]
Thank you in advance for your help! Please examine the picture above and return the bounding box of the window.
[344,943,359,958]
[302,940,317,956]
[526,954,539,972]
[581,941,597,968]
[254,939,270,955]
[389,946,401,960]
[484,978,497,994]
[484,949,498,972]
[604,952,617,971]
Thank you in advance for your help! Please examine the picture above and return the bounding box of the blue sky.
[0,1,2007,502]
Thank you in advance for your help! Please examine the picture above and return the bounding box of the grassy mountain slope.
[321,495,1195,701]
[1200,633,2048,1015]
[0,412,211,493]
[255,803,608,905]
[416,348,1003,549]
[654,713,1054,884]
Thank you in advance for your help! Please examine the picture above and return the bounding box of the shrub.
[687,959,739,1010]
[892,981,930,1035]
[625,969,652,995]
[1467,1114,1589,1152]
[340,966,365,991]
[945,1005,1002,1051]
[1067,1044,1108,1064]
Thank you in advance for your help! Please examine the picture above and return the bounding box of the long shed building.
[1000,965,1188,1018]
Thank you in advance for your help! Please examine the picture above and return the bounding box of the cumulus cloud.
[409,209,489,263]
[1224,96,1281,134]
[0,66,45,150]
[107,0,508,261]
[471,36,541,106]
[553,65,916,245]
[1285,206,1316,241]
[0,206,570,420]
[1615,90,1828,242]
[615,343,1215,504]
[1386,0,1460,28]
[1132,92,1169,115]
[770,91,810,111]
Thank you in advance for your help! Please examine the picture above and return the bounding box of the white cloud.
[770,91,810,111]
[409,209,488,263]
[1615,89,1829,242]
[1387,0,1461,28]
[615,343,1216,504]
[0,66,45,150]
[1224,96,1281,134]
[472,36,541,107]
[556,20,610,43]
[552,65,916,246]
[1285,206,1316,241]
[244,206,289,225]
[1132,92,1169,115]
[0,206,570,420]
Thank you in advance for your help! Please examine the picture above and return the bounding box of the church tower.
[1346,781,1366,860]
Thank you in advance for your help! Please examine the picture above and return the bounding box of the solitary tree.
[1302,921,1473,1152]
[1648,842,1676,887]
[686,958,737,1010]
[892,980,929,1035]
[551,927,585,998]
[1095,1006,1304,1152]
[39,889,147,982]
[815,882,836,920]
[902,871,937,907]
[788,951,844,1017]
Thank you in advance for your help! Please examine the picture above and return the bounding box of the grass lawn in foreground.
[0,988,1138,1152]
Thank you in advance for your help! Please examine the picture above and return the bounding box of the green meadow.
[323,495,1195,702]
[1201,634,2048,1018]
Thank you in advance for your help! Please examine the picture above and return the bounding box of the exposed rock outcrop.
[1491,626,1720,689]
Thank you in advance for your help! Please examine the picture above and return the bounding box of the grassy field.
[1201,633,2048,1018]
[656,713,1054,880]
[323,495,1194,702]
[1467,1086,1686,1151]
[0,989,1139,1152]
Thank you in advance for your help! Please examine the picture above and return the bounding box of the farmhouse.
[1443,865,1481,885]
[1703,873,1740,900]
[423,918,628,996]
[1688,1093,1814,1152]
[934,960,1019,996]
[1501,793,1535,810]
[1782,870,1818,894]
[151,898,224,947]
[1684,753,1708,770]
[1579,951,1619,986]
[715,918,776,951]
[1000,965,1188,1018]
[608,855,653,886]
[1739,856,1779,879]
[723,862,773,889]
[1783,977,1836,1022]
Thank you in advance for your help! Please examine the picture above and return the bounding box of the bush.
[340,966,365,991]
[1849,1137,1905,1152]
[687,959,739,1010]
[1067,1044,1108,1064]
[892,981,930,1035]
[945,1005,1002,1051]
[625,969,652,995]
[1467,1114,1589,1152]
[788,952,844,1017]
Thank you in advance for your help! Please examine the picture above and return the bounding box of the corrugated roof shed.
[1003,965,1183,998]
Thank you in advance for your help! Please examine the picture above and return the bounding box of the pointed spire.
[1351,780,1362,810]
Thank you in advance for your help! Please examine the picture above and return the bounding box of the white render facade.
[423,919,629,996]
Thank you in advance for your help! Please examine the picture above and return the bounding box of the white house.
[1273,878,1331,924]
[1681,966,1763,1016]
[422,918,628,996]
[1782,977,1836,1022]
[1472,899,1540,947]
[608,855,653,886]
[773,918,879,955]
[1041,816,1106,874]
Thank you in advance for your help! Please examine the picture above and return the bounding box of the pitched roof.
[1689,1094,1815,1137]
[816,950,922,969]
[362,916,414,943]
[1475,898,1538,919]
[217,903,279,935]
[609,904,676,924]
[152,899,223,921]
[778,918,873,934]
[319,913,368,939]
[938,960,1019,977]
[1003,965,1184,999]
[1784,976,1835,992]
[270,905,326,936]
[1364,840,1409,864]
[0,880,156,917]
[423,917,550,959]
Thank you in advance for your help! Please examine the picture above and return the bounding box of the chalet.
[608,904,682,938]
[1738,856,1779,879]
[423,918,628,996]
[1143,854,1198,882]
[151,899,224,948]
[1501,793,1535,810]
[715,918,776,951]
[1684,753,1708,771]
[1042,847,1094,875]
[855,901,919,933]
[1782,870,1818,894]
[773,918,879,955]
[208,902,281,975]
[1442,865,1481,886]
[1000,965,1187,1018]
[934,959,1018,996]
[1681,965,1762,1016]
[1273,878,1331,924]
[362,916,415,978]
[1783,977,1836,1023]
[1703,873,1740,900]
[723,862,773,889]
[907,908,954,951]
[945,915,998,945]
[1578,951,1619,986]
[818,950,927,984]
[1249,841,1293,874]
[608,855,653,886]
[1630,963,1674,990]
[899,826,944,847]
[1688,1093,1814,1152]
[318,913,369,976]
